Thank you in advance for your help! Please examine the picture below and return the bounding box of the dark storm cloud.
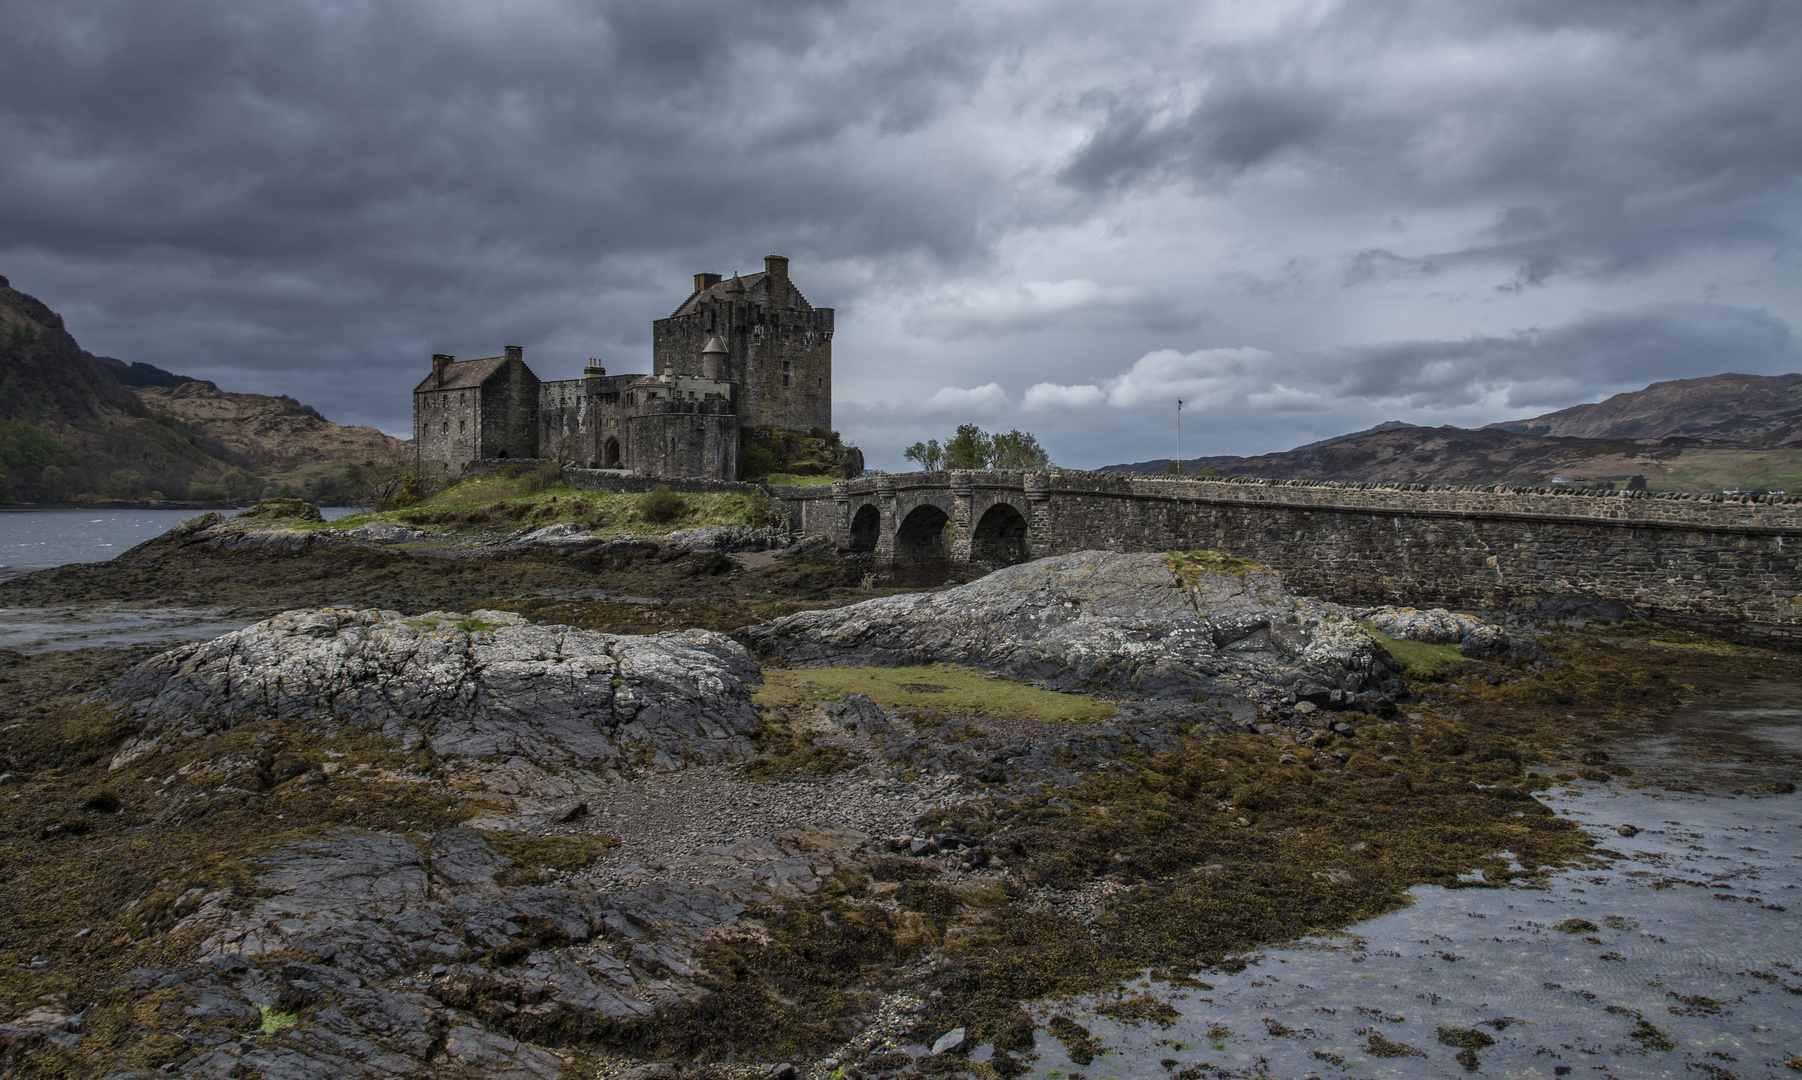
[1057,86,1337,192]
[0,0,1005,424]
[1,0,1799,459]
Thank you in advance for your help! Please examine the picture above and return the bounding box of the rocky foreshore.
[0,534,1762,1080]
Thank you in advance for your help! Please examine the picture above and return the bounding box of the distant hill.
[1488,373,1802,445]
[98,356,196,389]
[0,273,406,504]
[1101,372,1802,494]
[133,380,404,478]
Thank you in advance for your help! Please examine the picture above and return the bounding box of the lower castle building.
[412,255,832,481]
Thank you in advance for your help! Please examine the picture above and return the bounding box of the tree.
[988,429,1049,469]
[905,426,1050,471]
[944,424,992,470]
[107,469,142,499]
[903,439,944,470]
[346,450,422,511]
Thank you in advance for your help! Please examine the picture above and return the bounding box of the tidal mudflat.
[1031,691,1802,1080]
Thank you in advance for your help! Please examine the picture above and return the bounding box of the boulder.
[661,525,797,552]
[345,521,427,544]
[91,608,761,771]
[504,522,608,552]
[740,551,1381,705]
[1360,605,1537,660]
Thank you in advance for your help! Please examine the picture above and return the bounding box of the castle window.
[441,422,448,434]
[459,419,466,432]
[781,360,791,388]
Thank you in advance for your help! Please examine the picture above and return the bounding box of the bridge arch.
[971,502,1031,567]
[894,503,952,576]
[848,504,881,552]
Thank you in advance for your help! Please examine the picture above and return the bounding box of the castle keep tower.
[651,255,833,434]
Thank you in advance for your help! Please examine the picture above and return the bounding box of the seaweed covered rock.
[741,551,1389,712]
[128,504,372,555]
[92,608,760,771]
[1361,605,1538,660]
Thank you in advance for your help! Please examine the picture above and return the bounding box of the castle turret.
[701,336,729,381]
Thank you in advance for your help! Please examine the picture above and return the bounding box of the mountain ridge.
[0,274,406,504]
[1101,373,1802,494]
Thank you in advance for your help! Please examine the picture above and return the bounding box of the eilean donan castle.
[412,255,832,481]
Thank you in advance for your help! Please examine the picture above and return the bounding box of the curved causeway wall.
[773,469,1802,639]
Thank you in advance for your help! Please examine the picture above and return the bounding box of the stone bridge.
[774,469,1802,638]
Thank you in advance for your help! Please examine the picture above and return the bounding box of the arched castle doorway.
[601,437,620,469]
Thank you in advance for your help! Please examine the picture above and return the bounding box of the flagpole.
[1176,398,1183,475]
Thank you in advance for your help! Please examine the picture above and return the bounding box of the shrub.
[639,484,688,523]
[739,443,779,481]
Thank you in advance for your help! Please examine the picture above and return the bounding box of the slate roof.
[413,355,506,394]
[669,272,813,318]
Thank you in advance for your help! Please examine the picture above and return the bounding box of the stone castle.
[412,255,832,481]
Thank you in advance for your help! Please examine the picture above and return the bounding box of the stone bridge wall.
[772,469,1802,637]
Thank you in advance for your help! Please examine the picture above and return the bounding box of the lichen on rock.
[91,607,761,773]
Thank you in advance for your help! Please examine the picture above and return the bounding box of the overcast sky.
[4,0,1800,468]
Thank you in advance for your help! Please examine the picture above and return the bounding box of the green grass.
[755,663,1116,722]
[765,473,839,486]
[312,476,781,537]
[1638,448,1802,494]
[1365,627,1463,678]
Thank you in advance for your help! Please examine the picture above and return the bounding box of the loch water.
[0,506,358,652]
[1024,686,1802,1079]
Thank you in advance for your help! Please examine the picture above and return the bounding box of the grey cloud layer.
[1,0,1798,464]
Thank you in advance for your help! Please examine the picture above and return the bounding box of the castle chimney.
[432,353,454,386]
[763,254,789,304]
[504,345,523,364]
[693,272,722,293]
[583,358,606,379]
[701,336,728,381]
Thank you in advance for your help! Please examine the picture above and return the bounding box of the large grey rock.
[741,551,1379,704]
[660,525,796,552]
[345,521,427,544]
[134,510,373,555]
[92,609,761,771]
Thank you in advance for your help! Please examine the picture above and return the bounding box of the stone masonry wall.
[775,470,1802,637]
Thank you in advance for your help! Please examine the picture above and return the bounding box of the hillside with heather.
[1489,373,1802,444]
[0,275,405,504]
[1106,374,1802,494]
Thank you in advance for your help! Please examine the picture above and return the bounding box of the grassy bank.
[316,475,783,539]
[755,664,1118,723]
